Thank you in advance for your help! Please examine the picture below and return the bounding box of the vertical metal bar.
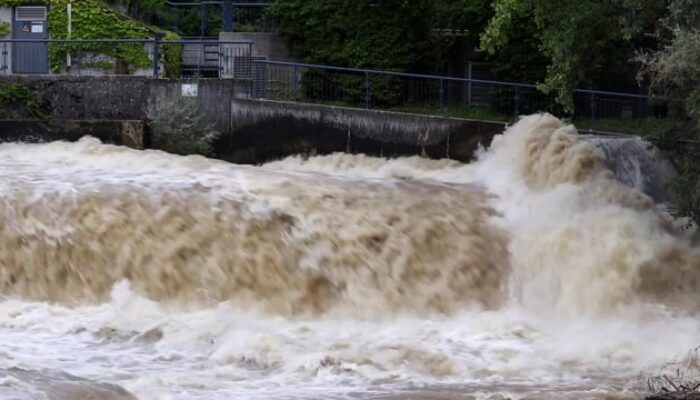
[222,0,233,32]
[439,78,445,113]
[514,87,520,117]
[218,42,222,78]
[200,3,207,37]
[152,39,160,77]
[255,61,261,98]
[467,62,472,105]
[2,42,7,74]
[365,72,371,109]
[590,92,596,122]
[77,43,82,75]
[198,42,203,77]
[247,43,252,79]
[292,65,298,100]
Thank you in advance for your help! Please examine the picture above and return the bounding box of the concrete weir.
[0,119,145,149]
[220,99,506,163]
[0,76,506,163]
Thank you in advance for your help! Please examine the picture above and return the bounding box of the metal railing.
[164,1,275,35]
[0,38,253,79]
[252,60,659,123]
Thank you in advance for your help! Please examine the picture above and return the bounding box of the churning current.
[0,114,698,400]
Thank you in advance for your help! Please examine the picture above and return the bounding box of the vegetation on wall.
[0,82,45,119]
[0,0,181,76]
[148,97,220,157]
[47,0,182,76]
[48,0,150,72]
[0,0,47,6]
[0,21,9,36]
[273,0,433,72]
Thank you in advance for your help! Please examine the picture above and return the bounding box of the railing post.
[590,92,596,122]
[439,78,445,114]
[152,39,160,78]
[291,65,298,101]
[2,42,7,74]
[200,2,207,37]
[222,0,233,32]
[77,43,82,75]
[365,72,372,109]
[254,61,264,99]
[467,62,472,106]
[514,87,520,117]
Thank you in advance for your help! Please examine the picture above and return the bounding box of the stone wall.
[1,75,251,135]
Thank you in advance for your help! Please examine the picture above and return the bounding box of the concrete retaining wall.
[0,75,509,163]
[0,119,145,148]
[0,76,251,135]
[222,99,505,163]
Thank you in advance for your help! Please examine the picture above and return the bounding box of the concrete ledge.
[221,99,506,163]
[0,76,251,135]
[0,119,145,149]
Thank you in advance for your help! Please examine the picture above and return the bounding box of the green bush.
[148,97,220,157]
[0,21,10,37]
[0,83,44,119]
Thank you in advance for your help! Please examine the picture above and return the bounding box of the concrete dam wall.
[0,76,504,162]
[222,99,505,163]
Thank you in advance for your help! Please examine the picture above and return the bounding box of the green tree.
[638,0,700,222]
[273,0,433,71]
[481,0,668,111]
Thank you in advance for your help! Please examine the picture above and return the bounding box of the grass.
[569,117,671,137]
[271,95,668,136]
[394,103,669,136]
[392,104,511,123]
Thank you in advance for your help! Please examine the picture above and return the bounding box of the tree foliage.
[637,0,700,222]
[149,97,220,157]
[273,0,433,71]
[481,0,668,111]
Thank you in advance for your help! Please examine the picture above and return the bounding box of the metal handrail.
[164,1,272,6]
[252,59,657,121]
[252,59,650,99]
[0,39,253,44]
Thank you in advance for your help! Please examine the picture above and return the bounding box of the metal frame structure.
[251,59,656,122]
[163,1,273,35]
[0,38,254,78]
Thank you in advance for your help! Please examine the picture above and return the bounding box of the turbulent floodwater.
[0,114,699,399]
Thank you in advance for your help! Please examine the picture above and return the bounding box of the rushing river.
[0,114,698,399]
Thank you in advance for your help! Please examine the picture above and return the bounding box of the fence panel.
[252,60,664,129]
[0,38,252,79]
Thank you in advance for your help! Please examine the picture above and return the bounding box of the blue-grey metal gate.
[12,6,48,74]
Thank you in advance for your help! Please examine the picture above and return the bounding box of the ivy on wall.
[0,82,45,118]
[0,0,181,77]
[0,1,48,6]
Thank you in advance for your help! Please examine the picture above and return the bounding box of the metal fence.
[0,38,253,79]
[164,1,276,35]
[252,60,658,123]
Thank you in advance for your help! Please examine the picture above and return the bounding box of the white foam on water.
[0,114,698,399]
